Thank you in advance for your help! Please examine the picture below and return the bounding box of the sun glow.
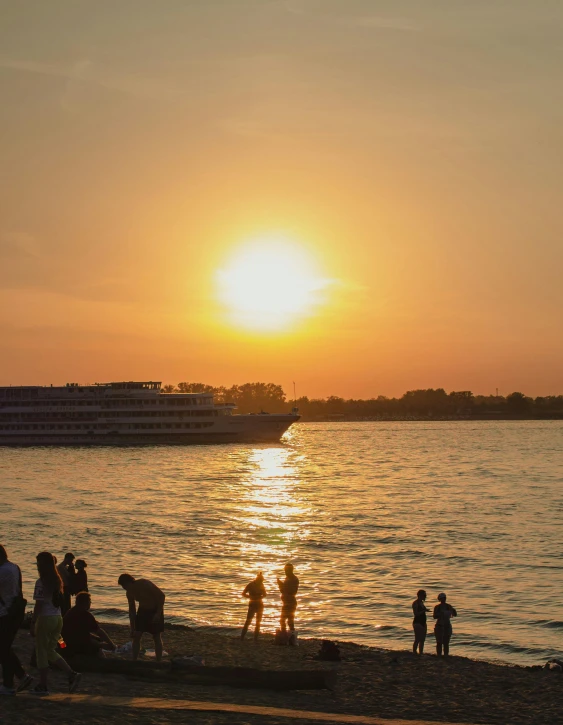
[216,237,329,330]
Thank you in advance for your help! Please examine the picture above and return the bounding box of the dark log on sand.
[66,655,336,691]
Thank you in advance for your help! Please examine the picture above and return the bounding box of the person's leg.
[419,627,426,655]
[132,631,143,660]
[241,606,254,639]
[287,608,295,632]
[0,615,16,688]
[280,610,287,632]
[254,606,263,640]
[443,635,450,656]
[413,624,421,654]
[46,617,72,674]
[153,633,163,662]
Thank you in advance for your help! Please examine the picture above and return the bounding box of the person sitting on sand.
[412,589,428,654]
[433,592,457,656]
[277,563,299,632]
[118,573,165,661]
[62,592,115,657]
[241,572,266,641]
[72,560,88,596]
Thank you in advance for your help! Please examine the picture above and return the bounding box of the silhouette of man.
[241,572,266,641]
[118,574,165,661]
[277,563,299,632]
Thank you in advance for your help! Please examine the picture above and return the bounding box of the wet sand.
[4,623,561,725]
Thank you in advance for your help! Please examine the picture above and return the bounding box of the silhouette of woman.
[241,572,266,641]
[433,592,457,656]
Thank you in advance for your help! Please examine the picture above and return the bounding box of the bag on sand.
[288,630,299,647]
[274,629,290,646]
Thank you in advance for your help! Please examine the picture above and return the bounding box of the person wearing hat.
[433,592,457,656]
[277,563,299,633]
[240,572,266,641]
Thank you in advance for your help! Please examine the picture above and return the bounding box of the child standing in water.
[241,572,266,640]
[412,589,428,654]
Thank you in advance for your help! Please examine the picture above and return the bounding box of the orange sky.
[1,1,562,398]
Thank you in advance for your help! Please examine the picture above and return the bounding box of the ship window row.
[1,409,228,421]
[0,398,216,407]
[0,423,214,431]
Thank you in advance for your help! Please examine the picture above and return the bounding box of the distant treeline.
[162,383,563,420]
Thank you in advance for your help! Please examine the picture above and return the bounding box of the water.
[2,421,562,665]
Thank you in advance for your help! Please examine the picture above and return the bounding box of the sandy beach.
[2,623,560,725]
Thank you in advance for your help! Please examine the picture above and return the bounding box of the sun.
[216,236,328,331]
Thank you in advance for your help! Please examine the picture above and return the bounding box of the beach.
[3,623,561,725]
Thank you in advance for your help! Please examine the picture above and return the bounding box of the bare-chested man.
[117,574,165,661]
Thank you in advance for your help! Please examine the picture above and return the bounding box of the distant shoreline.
[299,415,563,422]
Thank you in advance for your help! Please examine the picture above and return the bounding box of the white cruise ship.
[0,381,300,446]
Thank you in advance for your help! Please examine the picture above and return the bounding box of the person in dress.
[118,573,165,661]
[31,552,81,695]
[433,592,457,656]
[62,592,115,657]
[412,589,428,654]
[241,572,266,641]
[277,563,299,633]
[0,545,33,695]
[56,552,75,615]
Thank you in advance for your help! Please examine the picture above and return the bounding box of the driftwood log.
[66,655,336,691]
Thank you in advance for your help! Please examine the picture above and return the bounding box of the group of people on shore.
[412,589,458,656]
[1,543,458,697]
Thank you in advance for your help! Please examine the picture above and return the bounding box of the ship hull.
[0,415,299,447]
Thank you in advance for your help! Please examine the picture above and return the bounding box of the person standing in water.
[433,592,457,656]
[412,589,428,654]
[240,572,266,640]
[277,563,299,632]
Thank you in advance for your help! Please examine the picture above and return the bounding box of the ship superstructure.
[0,381,299,445]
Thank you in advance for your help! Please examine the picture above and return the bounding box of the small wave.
[533,619,563,629]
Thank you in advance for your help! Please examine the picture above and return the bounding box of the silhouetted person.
[118,573,165,661]
[0,545,33,695]
[62,592,115,657]
[412,589,428,654]
[241,572,266,641]
[31,551,81,695]
[56,553,75,615]
[72,560,88,595]
[277,563,299,632]
[433,592,457,656]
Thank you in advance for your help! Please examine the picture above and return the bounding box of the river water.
[2,421,562,665]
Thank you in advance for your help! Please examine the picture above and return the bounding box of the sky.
[1,0,562,398]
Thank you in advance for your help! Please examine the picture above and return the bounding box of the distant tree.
[162,384,177,393]
[506,391,531,413]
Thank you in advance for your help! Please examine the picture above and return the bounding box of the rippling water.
[2,421,562,665]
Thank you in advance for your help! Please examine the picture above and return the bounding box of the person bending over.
[412,589,428,655]
[277,563,299,632]
[241,572,266,641]
[118,574,165,661]
[62,592,115,657]
[433,592,457,656]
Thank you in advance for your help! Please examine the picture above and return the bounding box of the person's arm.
[127,593,137,636]
[242,584,250,598]
[30,600,43,636]
[260,584,266,598]
[433,605,440,620]
[277,578,284,593]
[450,606,457,617]
[412,601,418,616]
[96,626,116,650]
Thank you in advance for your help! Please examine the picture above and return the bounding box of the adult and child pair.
[412,589,458,656]
[240,563,299,641]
